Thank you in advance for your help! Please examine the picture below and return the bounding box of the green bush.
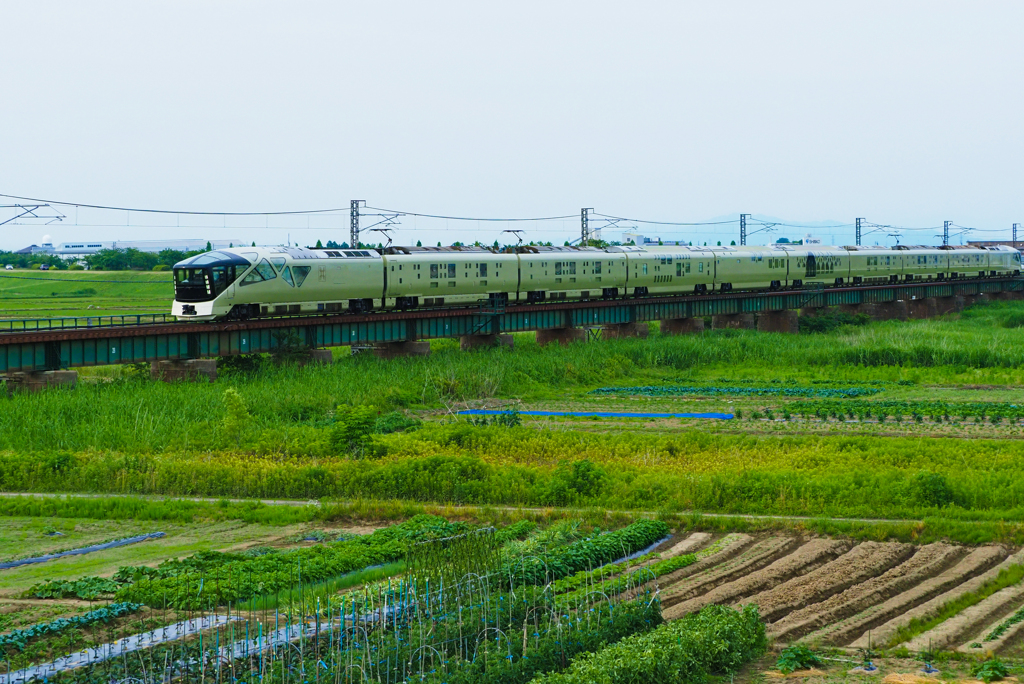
[530,604,767,684]
[776,645,822,674]
[152,264,170,271]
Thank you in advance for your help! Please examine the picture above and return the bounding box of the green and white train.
[172,243,1022,321]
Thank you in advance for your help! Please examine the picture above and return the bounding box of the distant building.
[55,239,244,255]
[13,242,56,255]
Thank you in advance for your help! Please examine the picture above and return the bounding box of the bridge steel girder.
[1,277,1021,373]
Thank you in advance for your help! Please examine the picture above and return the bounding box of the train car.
[515,246,628,301]
[172,242,1022,322]
[380,246,518,309]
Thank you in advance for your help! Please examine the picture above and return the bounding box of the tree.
[315,239,323,248]
[730,240,736,246]
[436,242,442,247]
[717,241,721,246]
[326,240,340,249]
[251,241,256,247]
[416,240,422,247]
[205,241,212,252]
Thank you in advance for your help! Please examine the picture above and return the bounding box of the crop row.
[591,385,882,398]
[530,604,766,684]
[0,602,141,651]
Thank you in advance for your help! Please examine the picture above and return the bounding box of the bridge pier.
[371,341,431,359]
[460,334,514,351]
[152,359,217,383]
[990,290,1024,302]
[755,310,799,333]
[873,300,909,321]
[908,297,938,320]
[711,313,755,331]
[935,295,965,315]
[660,317,705,335]
[836,303,876,318]
[5,370,78,395]
[964,293,989,307]
[601,322,649,339]
[536,327,587,346]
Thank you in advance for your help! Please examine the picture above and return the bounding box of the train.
[171,243,1022,321]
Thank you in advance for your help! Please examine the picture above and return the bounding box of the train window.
[240,259,277,286]
[676,263,682,276]
[291,266,310,286]
[642,264,648,275]
[698,262,703,272]
[270,257,286,271]
[430,264,438,278]
[569,262,576,275]
[594,261,602,274]
[555,263,562,275]
[448,264,456,278]
[281,267,295,287]
[886,257,891,265]
[480,263,487,277]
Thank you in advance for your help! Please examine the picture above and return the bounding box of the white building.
[55,239,245,255]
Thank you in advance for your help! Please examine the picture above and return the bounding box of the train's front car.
[171,250,253,321]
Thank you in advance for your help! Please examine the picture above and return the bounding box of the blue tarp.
[0,532,166,570]
[459,409,733,420]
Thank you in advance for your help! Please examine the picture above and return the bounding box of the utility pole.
[740,214,749,246]
[1014,223,1019,248]
[350,200,364,248]
[943,220,950,246]
[855,218,864,246]
[581,208,592,245]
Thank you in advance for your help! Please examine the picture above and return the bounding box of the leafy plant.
[776,645,822,674]
[26,577,120,600]
[973,658,1009,683]
[0,602,141,651]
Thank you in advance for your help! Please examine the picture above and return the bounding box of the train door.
[805,253,817,278]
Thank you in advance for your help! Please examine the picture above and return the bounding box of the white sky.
[1,1,1022,250]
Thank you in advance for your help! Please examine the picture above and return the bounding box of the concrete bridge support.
[535,327,587,346]
[5,370,78,394]
[151,359,217,383]
[371,341,431,359]
[873,300,909,321]
[660,317,705,335]
[602,322,649,339]
[755,310,799,333]
[460,334,514,351]
[908,298,938,320]
[711,313,755,331]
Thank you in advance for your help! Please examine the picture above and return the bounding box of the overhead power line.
[0,192,349,216]
[363,205,577,222]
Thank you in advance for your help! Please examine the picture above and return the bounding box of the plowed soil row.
[745,542,915,623]
[802,545,1006,647]
[663,538,849,620]
[769,543,964,642]
[661,536,800,608]
[850,549,1024,649]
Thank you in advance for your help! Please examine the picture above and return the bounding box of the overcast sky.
[2,1,1022,250]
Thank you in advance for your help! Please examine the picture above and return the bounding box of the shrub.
[776,645,822,674]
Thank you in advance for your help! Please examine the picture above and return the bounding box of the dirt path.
[663,538,849,620]
[904,582,1024,652]
[849,548,1024,649]
[800,545,1006,647]
[743,542,914,623]
[660,536,800,608]
[769,543,963,643]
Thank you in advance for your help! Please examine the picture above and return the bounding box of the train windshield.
[172,251,251,302]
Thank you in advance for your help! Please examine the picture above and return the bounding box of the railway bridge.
[2,277,1022,391]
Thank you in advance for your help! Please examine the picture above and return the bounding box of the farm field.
[4,297,1024,679]
[0,270,173,319]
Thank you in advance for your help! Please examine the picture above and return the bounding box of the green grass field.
[0,269,173,319]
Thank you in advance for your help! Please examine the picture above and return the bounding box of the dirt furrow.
[800,545,1006,647]
[848,548,1024,649]
[957,609,1024,654]
[651,533,754,590]
[659,532,713,559]
[742,541,915,623]
[663,538,850,620]
[769,542,963,643]
[660,536,800,608]
[904,582,1024,652]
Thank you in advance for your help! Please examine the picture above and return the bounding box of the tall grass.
[4,303,1024,453]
